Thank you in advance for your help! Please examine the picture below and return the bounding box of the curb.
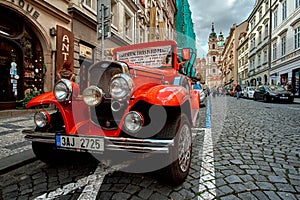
[0,149,36,175]
[0,109,36,119]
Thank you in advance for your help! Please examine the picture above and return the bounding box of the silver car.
[193,82,207,107]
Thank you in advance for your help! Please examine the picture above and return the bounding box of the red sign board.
[56,25,74,76]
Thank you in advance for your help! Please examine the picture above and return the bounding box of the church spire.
[209,22,217,38]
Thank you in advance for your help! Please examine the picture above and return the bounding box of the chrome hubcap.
[178,124,191,172]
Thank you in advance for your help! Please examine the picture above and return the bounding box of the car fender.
[25,92,81,133]
[132,85,190,106]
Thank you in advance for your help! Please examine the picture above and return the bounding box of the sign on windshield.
[115,46,172,68]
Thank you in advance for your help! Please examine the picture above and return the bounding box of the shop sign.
[5,0,40,21]
[79,44,93,60]
[56,25,74,75]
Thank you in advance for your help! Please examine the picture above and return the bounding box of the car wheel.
[157,113,192,186]
[263,95,268,102]
[32,142,58,164]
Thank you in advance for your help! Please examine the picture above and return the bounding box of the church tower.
[206,22,223,88]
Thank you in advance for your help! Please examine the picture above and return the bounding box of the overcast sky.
[187,0,256,58]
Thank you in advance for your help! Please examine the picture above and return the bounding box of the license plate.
[280,97,288,99]
[56,135,104,152]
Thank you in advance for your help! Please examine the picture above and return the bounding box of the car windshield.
[115,45,173,68]
[267,85,286,92]
[248,87,253,91]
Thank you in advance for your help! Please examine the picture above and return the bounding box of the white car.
[243,86,255,99]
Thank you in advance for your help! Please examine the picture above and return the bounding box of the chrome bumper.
[22,129,174,153]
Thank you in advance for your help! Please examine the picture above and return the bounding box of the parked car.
[193,82,207,107]
[243,86,255,99]
[22,40,201,185]
[253,85,294,103]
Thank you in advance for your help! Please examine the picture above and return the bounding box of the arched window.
[213,56,216,62]
[212,44,215,49]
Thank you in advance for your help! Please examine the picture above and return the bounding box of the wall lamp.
[50,27,57,37]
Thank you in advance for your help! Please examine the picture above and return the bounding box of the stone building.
[0,0,177,110]
[269,0,300,97]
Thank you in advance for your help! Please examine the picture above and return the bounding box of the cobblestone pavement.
[0,115,34,160]
[0,96,299,199]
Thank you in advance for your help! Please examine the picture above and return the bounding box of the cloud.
[188,0,256,57]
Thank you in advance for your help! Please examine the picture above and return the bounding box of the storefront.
[0,7,45,109]
[292,68,300,97]
[0,0,73,110]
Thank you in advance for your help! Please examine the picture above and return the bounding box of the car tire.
[157,113,192,186]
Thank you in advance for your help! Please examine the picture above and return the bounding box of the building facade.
[247,0,271,87]
[237,30,249,86]
[269,0,300,97]
[221,22,247,87]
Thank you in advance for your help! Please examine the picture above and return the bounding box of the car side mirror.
[181,48,191,61]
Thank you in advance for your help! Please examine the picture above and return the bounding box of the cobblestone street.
[0,96,299,199]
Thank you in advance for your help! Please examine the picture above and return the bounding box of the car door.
[258,86,266,100]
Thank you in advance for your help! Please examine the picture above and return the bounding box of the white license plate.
[56,135,104,151]
[280,97,288,99]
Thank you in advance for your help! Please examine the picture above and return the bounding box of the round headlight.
[124,111,143,133]
[83,86,104,106]
[34,111,50,128]
[54,79,72,101]
[109,74,133,100]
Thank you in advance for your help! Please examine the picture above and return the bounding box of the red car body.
[23,40,200,185]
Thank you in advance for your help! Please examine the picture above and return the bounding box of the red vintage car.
[22,40,200,185]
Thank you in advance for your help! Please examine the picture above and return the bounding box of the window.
[124,12,132,39]
[258,52,261,65]
[265,24,269,39]
[251,38,256,49]
[273,10,278,29]
[259,8,263,20]
[295,26,300,49]
[111,0,118,27]
[258,31,262,43]
[263,49,267,62]
[272,42,277,60]
[84,0,95,10]
[213,56,216,62]
[212,44,215,49]
[281,36,286,56]
[282,0,287,21]
[296,0,300,9]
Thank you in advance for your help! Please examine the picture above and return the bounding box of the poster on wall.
[55,25,74,78]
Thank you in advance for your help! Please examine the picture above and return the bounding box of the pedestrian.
[235,84,242,99]
[57,61,75,81]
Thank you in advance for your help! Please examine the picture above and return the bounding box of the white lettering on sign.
[62,35,70,61]
[116,46,172,68]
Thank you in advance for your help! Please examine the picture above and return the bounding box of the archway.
[0,6,45,109]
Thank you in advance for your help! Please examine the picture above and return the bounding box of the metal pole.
[101,4,105,61]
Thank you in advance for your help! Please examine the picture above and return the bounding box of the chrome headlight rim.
[34,110,50,128]
[54,79,73,101]
[82,85,104,106]
[109,74,133,101]
[123,111,144,134]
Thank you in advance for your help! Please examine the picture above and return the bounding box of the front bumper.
[22,129,174,153]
